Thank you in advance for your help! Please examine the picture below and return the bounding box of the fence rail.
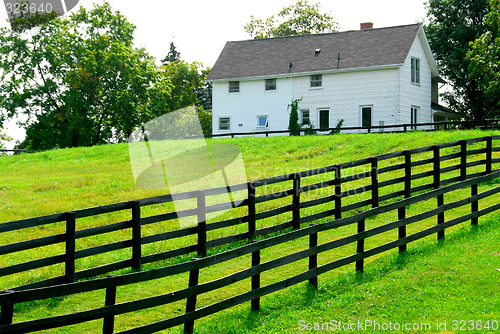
[1,135,500,333]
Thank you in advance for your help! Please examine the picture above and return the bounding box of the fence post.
[404,150,411,198]
[131,201,141,271]
[197,192,207,258]
[433,145,441,189]
[292,173,301,230]
[398,200,407,254]
[0,290,14,326]
[437,191,445,240]
[433,146,445,240]
[248,182,256,239]
[184,258,200,334]
[65,212,76,284]
[102,275,118,334]
[251,241,260,311]
[356,213,365,274]
[309,224,318,288]
[371,157,379,208]
[334,166,342,220]
[460,140,467,181]
[486,137,493,174]
[471,183,479,226]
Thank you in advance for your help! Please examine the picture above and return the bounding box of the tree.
[160,60,206,111]
[195,67,212,111]
[425,0,491,119]
[467,0,500,114]
[0,127,12,150]
[161,41,181,65]
[288,97,302,135]
[244,0,339,39]
[0,2,165,150]
[8,2,59,33]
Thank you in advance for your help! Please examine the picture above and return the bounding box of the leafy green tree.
[0,2,165,150]
[244,0,339,39]
[161,60,207,112]
[0,127,12,150]
[195,67,213,111]
[288,98,302,136]
[467,0,500,114]
[8,1,60,33]
[425,0,491,119]
[197,106,212,136]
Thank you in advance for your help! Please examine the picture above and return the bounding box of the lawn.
[0,129,499,333]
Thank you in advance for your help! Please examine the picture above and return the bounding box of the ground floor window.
[256,116,269,128]
[219,117,230,130]
[301,110,310,125]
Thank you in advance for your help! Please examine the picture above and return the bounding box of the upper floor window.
[411,58,420,84]
[229,81,240,93]
[265,79,276,91]
[310,74,322,88]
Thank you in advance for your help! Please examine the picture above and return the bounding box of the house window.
[256,116,269,128]
[301,110,310,125]
[219,117,230,130]
[229,81,240,93]
[411,107,419,130]
[310,74,322,87]
[265,79,276,91]
[411,58,420,84]
[362,106,372,127]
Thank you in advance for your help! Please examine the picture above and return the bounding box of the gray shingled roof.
[207,23,422,81]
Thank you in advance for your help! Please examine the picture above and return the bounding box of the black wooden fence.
[0,136,500,333]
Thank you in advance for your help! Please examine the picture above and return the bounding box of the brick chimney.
[360,22,374,30]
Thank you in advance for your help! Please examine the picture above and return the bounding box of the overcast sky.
[0,0,429,147]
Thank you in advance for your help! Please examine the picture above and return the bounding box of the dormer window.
[229,81,240,93]
[310,74,322,87]
[411,58,420,84]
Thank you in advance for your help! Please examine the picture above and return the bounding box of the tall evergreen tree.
[161,41,181,65]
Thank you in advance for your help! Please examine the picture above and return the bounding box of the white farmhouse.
[207,23,459,135]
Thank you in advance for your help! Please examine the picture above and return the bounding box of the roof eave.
[206,63,403,83]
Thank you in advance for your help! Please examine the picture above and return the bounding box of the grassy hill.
[2,129,500,223]
[1,129,500,333]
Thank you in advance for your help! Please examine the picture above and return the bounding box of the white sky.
[0,0,429,148]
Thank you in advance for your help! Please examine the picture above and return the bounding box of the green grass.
[1,130,500,333]
[1,130,499,222]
